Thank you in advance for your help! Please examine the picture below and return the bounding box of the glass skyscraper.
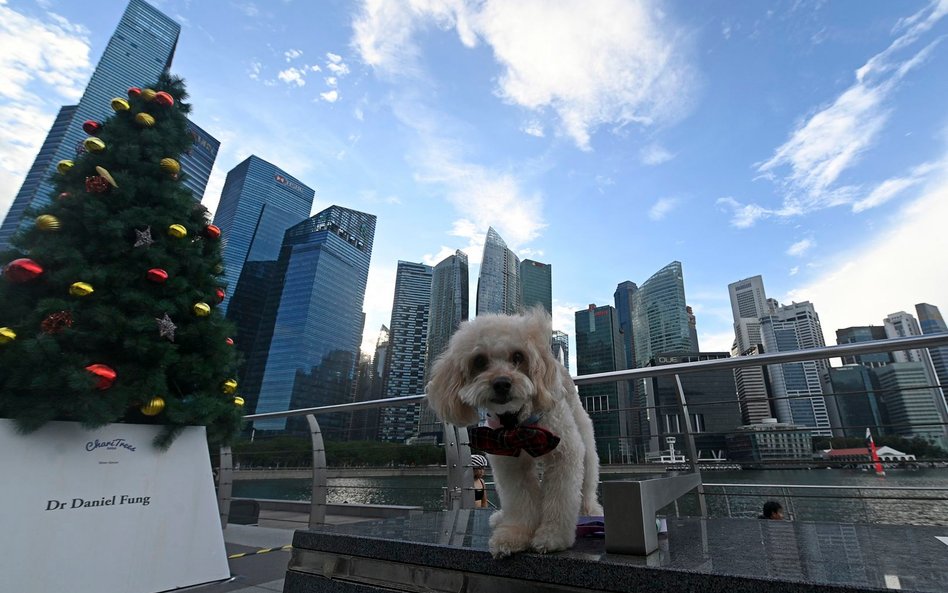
[520,259,552,314]
[245,206,376,433]
[476,227,520,315]
[574,304,632,463]
[1,0,219,250]
[379,261,433,442]
[630,261,693,366]
[916,302,948,404]
[551,330,570,369]
[213,155,315,312]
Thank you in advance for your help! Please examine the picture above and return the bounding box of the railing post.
[674,374,706,517]
[306,414,327,527]
[443,422,474,510]
[217,445,233,529]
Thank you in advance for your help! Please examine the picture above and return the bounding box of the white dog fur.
[426,308,602,558]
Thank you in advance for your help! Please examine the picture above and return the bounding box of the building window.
[663,414,680,434]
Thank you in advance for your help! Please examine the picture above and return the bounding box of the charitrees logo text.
[85,438,136,452]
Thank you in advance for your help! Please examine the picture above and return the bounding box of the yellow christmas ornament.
[140,88,157,102]
[167,224,187,238]
[95,166,118,188]
[0,327,15,344]
[83,137,106,153]
[35,214,61,231]
[134,112,156,127]
[233,396,245,407]
[140,396,166,416]
[221,379,238,395]
[57,160,74,174]
[69,282,94,297]
[159,158,180,175]
[193,302,211,317]
[111,97,130,111]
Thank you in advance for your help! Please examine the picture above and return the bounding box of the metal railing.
[217,332,948,529]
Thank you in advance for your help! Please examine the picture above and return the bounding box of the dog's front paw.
[489,523,534,559]
[530,524,575,554]
[488,510,504,528]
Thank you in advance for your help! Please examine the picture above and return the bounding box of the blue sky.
[2,0,947,374]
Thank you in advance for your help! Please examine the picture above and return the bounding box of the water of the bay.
[232,467,948,525]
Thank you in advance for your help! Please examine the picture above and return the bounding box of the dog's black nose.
[491,377,512,403]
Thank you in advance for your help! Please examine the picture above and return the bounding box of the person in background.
[760,500,784,520]
[471,454,489,508]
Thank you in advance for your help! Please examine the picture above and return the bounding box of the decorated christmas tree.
[0,74,243,447]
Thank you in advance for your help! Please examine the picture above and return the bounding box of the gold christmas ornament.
[159,158,180,175]
[83,137,106,153]
[56,160,74,174]
[35,214,61,231]
[192,302,211,317]
[69,282,94,297]
[0,327,15,344]
[134,113,155,127]
[140,88,157,102]
[233,396,245,407]
[140,396,166,416]
[110,97,130,111]
[221,379,238,395]
[167,224,187,238]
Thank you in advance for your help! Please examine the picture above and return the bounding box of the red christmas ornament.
[146,268,169,283]
[127,87,142,98]
[225,337,235,346]
[82,120,102,135]
[215,288,226,304]
[203,224,221,239]
[41,310,73,334]
[57,192,71,200]
[85,176,110,193]
[153,91,174,107]
[4,258,44,283]
[85,364,117,390]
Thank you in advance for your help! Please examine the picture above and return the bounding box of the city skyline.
[2,1,947,375]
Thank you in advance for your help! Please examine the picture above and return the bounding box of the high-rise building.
[213,156,314,313]
[630,261,693,366]
[644,352,743,460]
[686,306,699,351]
[835,326,892,368]
[574,304,631,463]
[1,0,218,249]
[551,330,570,368]
[728,275,772,353]
[181,120,221,200]
[759,301,832,436]
[418,250,469,443]
[476,227,520,315]
[874,362,948,449]
[244,206,376,433]
[350,326,388,441]
[519,259,552,314]
[916,302,948,399]
[379,261,433,443]
[824,365,885,439]
[613,281,638,372]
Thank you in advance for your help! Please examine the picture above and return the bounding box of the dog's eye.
[472,354,488,373]
[511,351,525,366]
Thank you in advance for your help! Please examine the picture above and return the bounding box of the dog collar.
[486,411,543,429]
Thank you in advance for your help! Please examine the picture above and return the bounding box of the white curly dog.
[426,308,602,558]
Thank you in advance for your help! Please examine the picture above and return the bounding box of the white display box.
[0,419,230,593]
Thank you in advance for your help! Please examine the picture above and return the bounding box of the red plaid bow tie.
[469,425,561,457]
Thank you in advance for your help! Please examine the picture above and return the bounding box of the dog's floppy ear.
[426,352,480,427]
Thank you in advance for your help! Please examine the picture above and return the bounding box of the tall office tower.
[0,1,216,249]
[613,281,639,372]
[476,227,520,315]
[728,275,778,426]
[551,330,570,368]
[686,306,699,351]
[759,301,832,436]
[644,352,743,460]
[378,262,433,443]
[630,262,693,366]
[350,326,388,441]
[213,156,315,313]
[574,305,632,463]
[883,311,948,434]
[916,302,948,396]
[520,259,552,314]
[245,206,376,433]
[417,250,469,443]
[874,362,948,449]
[825,365,885,439]
[181,121,221,200]
[836,326,893,367]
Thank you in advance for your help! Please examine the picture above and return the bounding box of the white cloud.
[521,120,544,137]
[277,67,307,86]
[851,159,942,212]
[698,329,736,354]
[234,2,259,17]
[325,76,338,87]
[326,52,343,63]
[310,64,322,73]
[648,197,679,221]
[789,266,800,276]
[284,48,303,61]
[352,0,694,150]
[786,238,815,257]
[248,60,262,80]
[327,61,350,75]
[640,143,675,166]
[716,197,771,228]
[320,89,339,102]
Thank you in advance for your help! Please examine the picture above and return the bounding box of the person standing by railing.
[471,454,490,509]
